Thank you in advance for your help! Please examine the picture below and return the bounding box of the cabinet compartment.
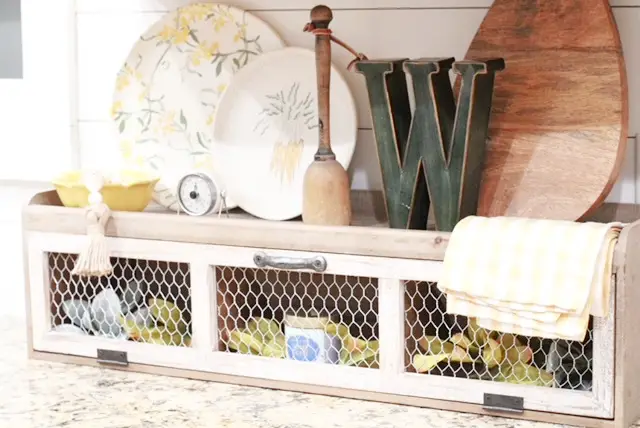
[404,280,593,389]
[48,252,192,347]
[401,280,613,418]
[27,233,206,371]
[215,266,379,368]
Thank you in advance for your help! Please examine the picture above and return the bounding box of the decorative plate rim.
[110,2,287,212]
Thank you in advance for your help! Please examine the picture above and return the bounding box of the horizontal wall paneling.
[0,0,76,181]
[74,1,638,202]
[77,121,383,191]
[75,0,640,13]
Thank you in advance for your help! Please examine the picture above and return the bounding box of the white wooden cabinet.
[27,232,614,419]
[22,190,640,428]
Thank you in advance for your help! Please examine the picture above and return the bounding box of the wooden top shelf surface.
[22,190,451,261]
[22,190,640,262]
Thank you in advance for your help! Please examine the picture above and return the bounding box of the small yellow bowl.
[52,170,160,212]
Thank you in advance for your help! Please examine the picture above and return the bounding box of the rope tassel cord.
[71,172,113,277]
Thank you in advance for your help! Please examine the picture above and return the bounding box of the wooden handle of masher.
[311,5,334,160]
[302,5,351,226]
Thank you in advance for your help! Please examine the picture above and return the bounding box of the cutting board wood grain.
[466,0,628,220]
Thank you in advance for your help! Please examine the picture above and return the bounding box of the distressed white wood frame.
[27,231,614,419]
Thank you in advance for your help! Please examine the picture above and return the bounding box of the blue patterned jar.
[284,312,340,364]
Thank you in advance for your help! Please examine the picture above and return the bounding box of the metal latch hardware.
[483,393,524,414]
[97,349,129,367]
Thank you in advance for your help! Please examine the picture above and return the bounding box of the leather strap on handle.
[304,5,368,160]
[303,23,369,72]
[303,19,369,73]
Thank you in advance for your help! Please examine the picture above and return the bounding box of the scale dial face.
[176,173,219,216]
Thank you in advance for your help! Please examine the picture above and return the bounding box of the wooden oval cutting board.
[466,0,628,220]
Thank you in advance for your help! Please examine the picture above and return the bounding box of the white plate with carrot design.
[111,3,285,211]
[211,47,358,221]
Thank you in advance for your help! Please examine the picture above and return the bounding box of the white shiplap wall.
[0,0,23,78]
[0,0,76,182]
[2,0,640,317]
[72,0,640,200]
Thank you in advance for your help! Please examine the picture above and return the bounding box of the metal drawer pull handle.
[253,252,327,273]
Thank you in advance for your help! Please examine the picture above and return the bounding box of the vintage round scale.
[176,172,227,217]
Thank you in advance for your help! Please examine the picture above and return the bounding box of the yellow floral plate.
[111,3,286,211]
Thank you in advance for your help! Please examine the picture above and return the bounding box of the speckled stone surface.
[1,316,636,428]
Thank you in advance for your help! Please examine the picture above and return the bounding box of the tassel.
[72,171,113,277]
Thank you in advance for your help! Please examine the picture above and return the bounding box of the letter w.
[355,57,504,231]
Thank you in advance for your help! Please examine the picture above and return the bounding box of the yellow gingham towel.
[437,216,622,342]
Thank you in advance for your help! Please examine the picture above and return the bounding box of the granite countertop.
[0,316,634,428]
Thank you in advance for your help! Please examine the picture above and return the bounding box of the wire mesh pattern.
[404,281,593,391]
[48,253,192,347]
[216,267,379,368]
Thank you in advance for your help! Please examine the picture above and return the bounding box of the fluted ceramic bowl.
[52,169,160,212]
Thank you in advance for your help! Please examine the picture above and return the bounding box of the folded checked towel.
[437,216,622,342]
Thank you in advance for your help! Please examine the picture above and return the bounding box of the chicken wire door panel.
[202,246,442,393]
[400,280,614,418]
[26,233,211,372]
[216,266,380,368]
[47,253,192,345]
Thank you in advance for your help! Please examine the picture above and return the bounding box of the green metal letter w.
[355,57,504,232]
